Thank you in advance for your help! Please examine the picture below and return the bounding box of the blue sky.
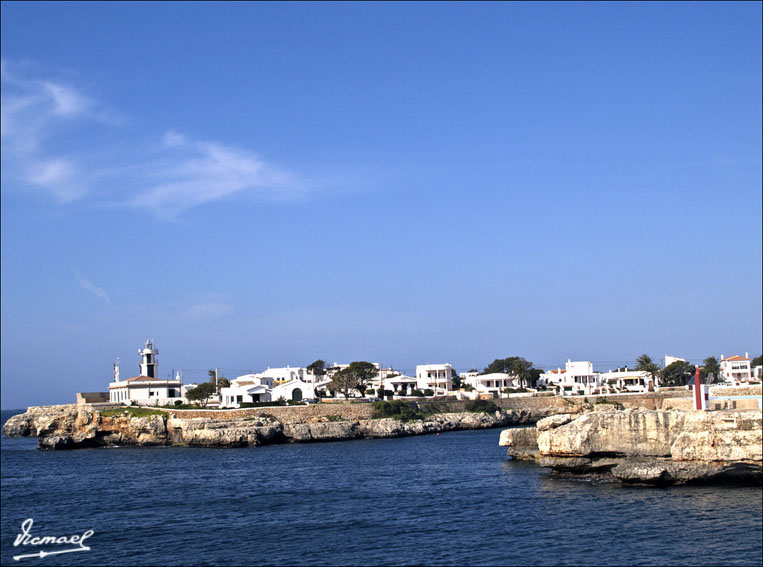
[2,2,761,408]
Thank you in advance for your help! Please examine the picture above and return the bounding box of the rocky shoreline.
[2,403,578,450]
[500,408,763,486]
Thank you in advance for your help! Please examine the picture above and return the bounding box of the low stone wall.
[561,391,692,410]
[163,403,376,422]
[709,385,762,397]
[159,393,693,421]
[76,392,110,405]
[661,398,694,410]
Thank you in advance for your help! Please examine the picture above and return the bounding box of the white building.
[664,355,687,367]
[220,371,331,408]
[538,360,601,396]
[108,340,182,405]
[258,366,308,384]
[720,353,753,384]
[381,374,418,396]
[599,369,652,393]
[463,372,518,397]
[415,364,454,395]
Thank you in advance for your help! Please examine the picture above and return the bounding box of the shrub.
[100,407,164,418]
[464,399,498,413]
[372,400,425,422]
[412,389,425,397]
[324,415,344,422]
[174,400,183,406]
[423,389,434,397]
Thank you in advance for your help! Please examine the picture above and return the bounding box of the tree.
[635,354,661,387]
[483,358,512,375]
[483,356,538,388]
[529,368,544,387]
[306,359,327,379]
[452,373,462,390]
[186,382,216,407]
[330,361,378,398]
[701,356,721,383]
[508,357,533,388]
[751,355,762,368]
[662,360,696,387]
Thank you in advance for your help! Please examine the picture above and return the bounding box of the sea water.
[2,409,761,566]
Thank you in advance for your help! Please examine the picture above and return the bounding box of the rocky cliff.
[2,404,555,449]
[500,408,763,486]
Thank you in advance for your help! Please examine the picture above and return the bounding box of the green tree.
[483,358,512,374]
[508,357,533,388]
[483,356,538,388]
[751,355,762,368]
[701,356,721,383]
[330,361,378,398]
[635,354,661,387]
[186,382,216,407]
[306,359,327,379]
[662,360,696,387]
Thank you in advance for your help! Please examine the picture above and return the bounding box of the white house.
[599,369,653,393]
[463,372,518,397]
[539,360,601,396]
[720,353,753,384]
[108,340,183,405]
[415,364,454,395]
[664,355,687,367]
[220,370,331,407]
[258,366,308,384]
[381,374,418,396]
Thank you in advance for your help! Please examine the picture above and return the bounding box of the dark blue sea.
[2,409,762,566]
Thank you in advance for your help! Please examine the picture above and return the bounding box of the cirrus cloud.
[1,60,307,216]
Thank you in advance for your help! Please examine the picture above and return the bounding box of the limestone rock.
[536,413,575,432]
[499,426,539,460]
[531,408,762,486]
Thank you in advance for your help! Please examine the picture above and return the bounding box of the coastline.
[2,401,569,450]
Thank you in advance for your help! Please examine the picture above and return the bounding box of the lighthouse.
[138,339,159,378]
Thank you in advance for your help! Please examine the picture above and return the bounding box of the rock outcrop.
[2,405,547,450]
[501,408,763,486]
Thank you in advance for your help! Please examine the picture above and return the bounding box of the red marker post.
[693,366,708,410]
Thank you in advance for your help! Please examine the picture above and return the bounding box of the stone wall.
[163,403,376,422]
[160,393,693,421]
[561,390,692,410]
[709,385,762,397]
[76,392,109,405]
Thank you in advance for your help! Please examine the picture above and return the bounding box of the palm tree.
[509,358,533,389]
[635,354,660,389]
[702,356,721,383]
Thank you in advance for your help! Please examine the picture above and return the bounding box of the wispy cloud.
[73,270,112,305]
[1,60,307,216]
[133,130,302,218]
[1,61,104,202]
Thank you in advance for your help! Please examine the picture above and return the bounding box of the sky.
[1,2,761,408]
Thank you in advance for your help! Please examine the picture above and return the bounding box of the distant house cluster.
[100,340,761,407]
[537,353,761,396]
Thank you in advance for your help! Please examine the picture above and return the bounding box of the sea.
[1,409,762,566]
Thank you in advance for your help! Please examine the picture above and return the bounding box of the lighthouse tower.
[139,339,159,378]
